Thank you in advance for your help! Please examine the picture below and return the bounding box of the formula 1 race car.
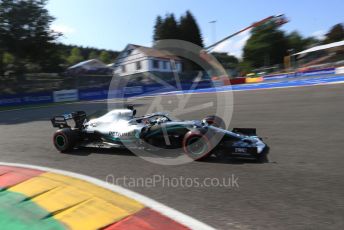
[51,106,269,161]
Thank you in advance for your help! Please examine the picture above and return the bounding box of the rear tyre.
[183,131,212,161]
[53,128,79,153]
[203,115,225,129]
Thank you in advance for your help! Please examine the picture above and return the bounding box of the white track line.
[126,80,344,98]
[0,162,214,230]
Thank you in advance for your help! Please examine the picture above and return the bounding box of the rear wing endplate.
[51,111,86,129]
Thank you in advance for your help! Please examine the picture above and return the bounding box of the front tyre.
[53,128,79,153]
[183,131,212,161]
[256,145,270,163]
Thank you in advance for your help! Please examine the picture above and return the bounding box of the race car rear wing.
[51,111,86,129]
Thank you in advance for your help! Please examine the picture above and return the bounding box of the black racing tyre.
[183,131,212,161]
[53,128,79,153]
[203,115,225,129]
[256,145,270,163]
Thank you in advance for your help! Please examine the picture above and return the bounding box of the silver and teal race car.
[51,106,269,161]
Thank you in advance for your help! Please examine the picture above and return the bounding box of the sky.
[47,0,344,58]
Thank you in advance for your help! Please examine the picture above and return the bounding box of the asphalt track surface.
[1,83,344,229]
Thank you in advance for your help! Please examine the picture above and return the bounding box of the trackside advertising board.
[53,89,79,102]
[0,92,53,107]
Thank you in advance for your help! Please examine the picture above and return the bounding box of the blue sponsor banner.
[79,86,146,100]
[82,81,214,100]
[0,80,214,106]
[297,68,335,76]
[78,88,109,100]
[0,92,53,107]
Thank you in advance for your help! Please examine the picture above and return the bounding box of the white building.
[110,44,182,76]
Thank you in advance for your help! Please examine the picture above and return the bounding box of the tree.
[2,52,15,66]
[286,31,320,54]
[67,48,83,65]
[179,11,204,47]
[99,51,111,64]
[238,61,253,75]
[162,14,180,40]
[243,24,288,68]
[153,16,163,41]
[1,52,15,72]
[287,31,307,52]
[0,0,61,72]
[323,23,344,44]
[153,11,204,47]
[212,52,238,69]
[153,13,180,41]
[88,51,98,60]
[303,36,320,48]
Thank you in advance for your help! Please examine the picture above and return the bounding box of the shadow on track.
[62,147,269,164]
[0,102,144,125]
[203,155,270,164]
[63,148,136,157]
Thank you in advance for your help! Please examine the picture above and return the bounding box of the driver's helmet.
[156,116,168,124]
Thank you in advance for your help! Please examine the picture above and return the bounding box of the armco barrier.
[264,68,336,80]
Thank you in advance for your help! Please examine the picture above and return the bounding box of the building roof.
[128,44,181,60]
[68,59,108,70]
[293,40,344,56]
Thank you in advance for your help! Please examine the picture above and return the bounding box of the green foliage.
[243,26,323,69]
[323,23,344,44]
[303,37,320,47]
[88,51,98,60]
[286,31,320,52]
[154,13,180,40]
[153,11,204,47]
[212,52,238,69]
[0,0,119,73]
[2,52,15,65]
[67,48,83,65]
[243,24,288,68]
[0,0,61,73]
[153,16,163,41]
[179,11,204,47]
[238,61,253,73]
[99,51,111,63]
[287,31,307,52]
[57,44,118,66]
